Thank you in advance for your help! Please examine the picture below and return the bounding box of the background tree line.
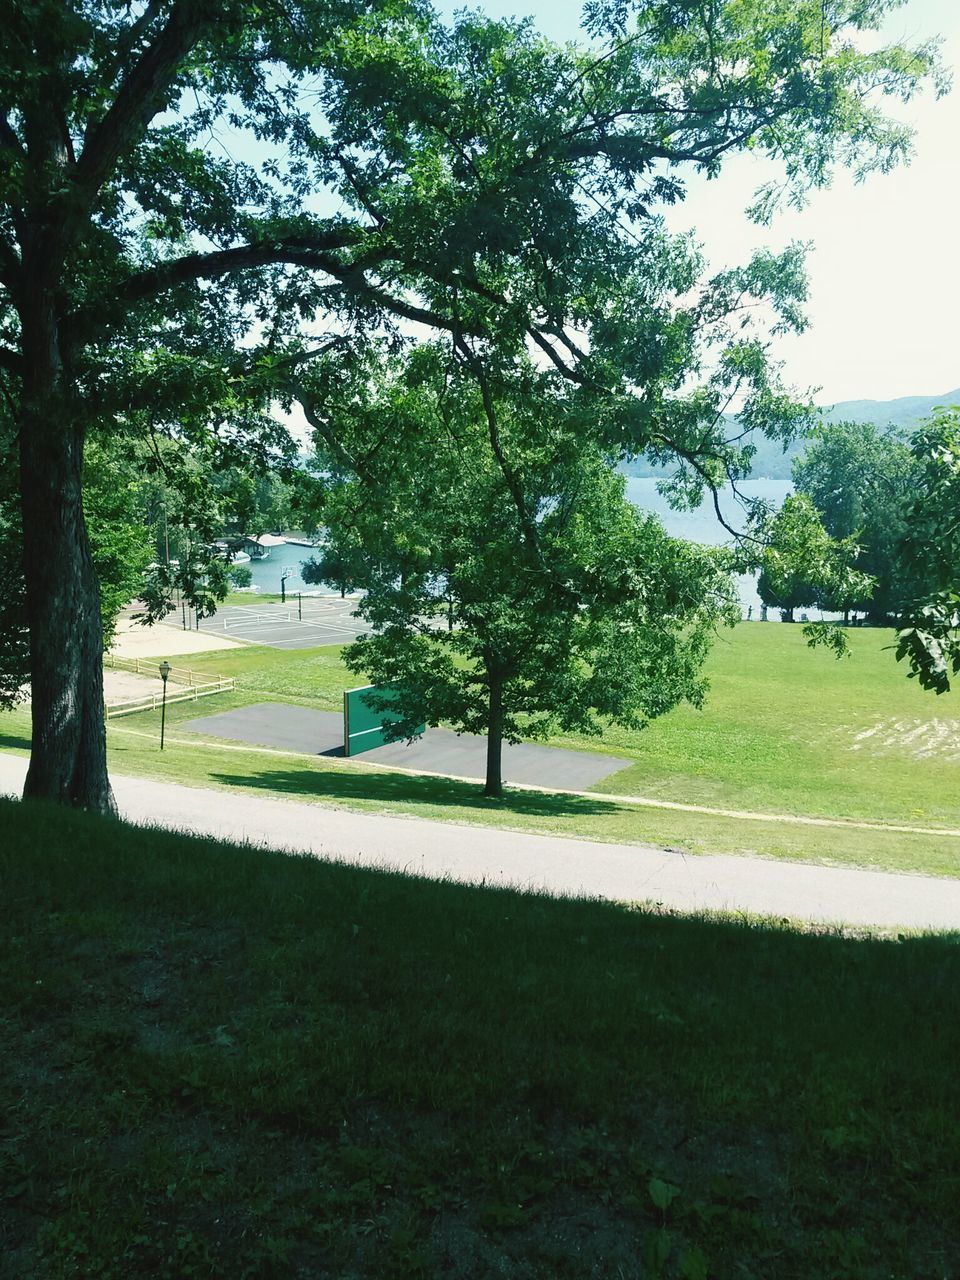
[758,417,945,626]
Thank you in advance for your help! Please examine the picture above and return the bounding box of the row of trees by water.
[758,416,958,635]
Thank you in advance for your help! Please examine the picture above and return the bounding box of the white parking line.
[217,618,359,637]
[266,633,362,649]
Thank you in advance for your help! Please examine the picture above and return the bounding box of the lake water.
[245,541,336,596]
[625,476,792,616]
[247,477,796,615]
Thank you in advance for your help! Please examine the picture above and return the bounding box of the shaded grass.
[2,799,959,1278]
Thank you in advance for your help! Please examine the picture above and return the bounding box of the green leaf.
[680,1245,710,1280]
[648,1176,680,1212]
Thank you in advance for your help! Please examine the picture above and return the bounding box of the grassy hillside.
[567,622,960,824]
[2,800,959,1278]
[109,622,960,827]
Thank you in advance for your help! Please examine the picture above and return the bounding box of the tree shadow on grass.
[0,730,31,751]
[209,766,615,818]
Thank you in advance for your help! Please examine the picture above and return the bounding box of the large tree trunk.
[484,671,504,799]
[18,291,116,814]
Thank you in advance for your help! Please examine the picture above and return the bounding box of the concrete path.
[184,702,632,790]
[3,753,960,930]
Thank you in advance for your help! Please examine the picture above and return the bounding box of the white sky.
[439,0,960,406]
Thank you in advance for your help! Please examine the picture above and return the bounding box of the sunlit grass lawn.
[572,622,960,825]
[163,620,960,827]
[2,800,959,1278]
[4,622,960,875]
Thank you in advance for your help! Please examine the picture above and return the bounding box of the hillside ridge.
[624,386,960,479]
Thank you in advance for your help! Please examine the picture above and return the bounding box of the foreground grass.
[2,800,959,1278]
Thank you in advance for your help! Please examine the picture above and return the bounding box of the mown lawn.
[159,621,960,826]
[574,623,960,825]
[3,708,960,877]
[4,622,960,875]
[2,800,958,1278]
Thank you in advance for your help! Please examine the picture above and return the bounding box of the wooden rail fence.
[103,654,234,718]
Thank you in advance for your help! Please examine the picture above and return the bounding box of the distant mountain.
[622,387,960,480]
[820,389,960,431]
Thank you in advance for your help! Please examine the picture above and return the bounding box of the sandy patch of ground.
[851,717,960,761]
[18,669,162,707]
[109,617,241,658]
[103,670,163,703]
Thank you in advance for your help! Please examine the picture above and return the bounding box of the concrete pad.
[194,602,367,650]
[187,704,345,757]
[184,701,633,790]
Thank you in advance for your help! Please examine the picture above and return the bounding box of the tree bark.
[18,289,116,814]
[484,670,504,799]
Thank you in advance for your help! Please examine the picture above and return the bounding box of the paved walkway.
[184,702,632,790]
[3,754,960,930]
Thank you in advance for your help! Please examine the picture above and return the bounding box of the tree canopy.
[314,348,737,795]
[753,492,871,630]
[894,408,960,693]
[792,420,919,621]
[0,0,942,809]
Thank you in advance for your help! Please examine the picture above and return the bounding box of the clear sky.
[437,0,960,406]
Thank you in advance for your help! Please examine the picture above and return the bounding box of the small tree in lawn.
[302,532,367,599]
[324,355,737,798]
[754,494,872,629]
[757,564,818,623]
[793,421,920,622]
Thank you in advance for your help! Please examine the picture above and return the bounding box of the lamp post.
[281,570,291,605]
[159,660,171,750]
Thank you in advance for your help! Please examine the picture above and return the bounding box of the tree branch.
[111,234,364,304]
[106,0,167,81]
[527,327,591,384]
[71,1,215,229]
[654,435,765,545]
[0,112,24,160]
[452,332,550,574]
[0,234,20,290]
[66,232,486,349]
[292,377,373,483]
